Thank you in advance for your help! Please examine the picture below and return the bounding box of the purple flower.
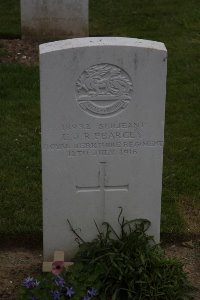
[82,287,97,300]
[51,290,60,300]
[53,275,65,287]
[30,297,38,300]
[23,277,39,289]
[87,287,97,297]
[66,286,74,298]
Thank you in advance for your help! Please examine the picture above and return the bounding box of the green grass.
[0,0,199,235]
[0,0,20,38]
[0,64,41,234]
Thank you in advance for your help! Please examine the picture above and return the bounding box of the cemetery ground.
[0,0,200,299]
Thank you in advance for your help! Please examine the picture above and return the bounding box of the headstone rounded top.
[39,37,167,54]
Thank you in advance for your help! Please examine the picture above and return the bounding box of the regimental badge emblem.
[75,64,133,117]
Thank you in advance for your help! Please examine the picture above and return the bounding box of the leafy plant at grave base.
[67,207,194,300]
[18,208,193,300]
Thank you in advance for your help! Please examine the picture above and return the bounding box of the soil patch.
[0,39,39,65]
[0,248,42,300]
[178,197,200,233]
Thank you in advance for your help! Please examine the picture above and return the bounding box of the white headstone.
[21,0,88,40]
[40,37,167,261]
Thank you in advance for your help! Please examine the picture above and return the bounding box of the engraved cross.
[76,162,129,195]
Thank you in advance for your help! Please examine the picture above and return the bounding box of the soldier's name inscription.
[43,121,163,156]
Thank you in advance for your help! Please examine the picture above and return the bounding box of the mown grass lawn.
[0,0,199,235]
[0,64,41,234]
[0,0,20,38]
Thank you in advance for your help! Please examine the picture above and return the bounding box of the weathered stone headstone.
[21,0,88,40]
[40,37,167,261]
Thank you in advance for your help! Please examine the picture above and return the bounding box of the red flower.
[52,261,65,275]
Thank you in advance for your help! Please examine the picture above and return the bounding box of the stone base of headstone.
[42,250,73,272]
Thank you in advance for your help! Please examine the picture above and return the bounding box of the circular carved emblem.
[75,64,133,117]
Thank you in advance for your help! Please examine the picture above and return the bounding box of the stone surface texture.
[40,37,167,261]
[21,0,88,40]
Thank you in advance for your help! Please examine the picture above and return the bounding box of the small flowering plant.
[18,272,98,300]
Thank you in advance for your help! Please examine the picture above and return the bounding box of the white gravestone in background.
[21,0,88,40]
[40,37,167,261]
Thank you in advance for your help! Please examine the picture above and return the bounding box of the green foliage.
[68,211,193,300]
